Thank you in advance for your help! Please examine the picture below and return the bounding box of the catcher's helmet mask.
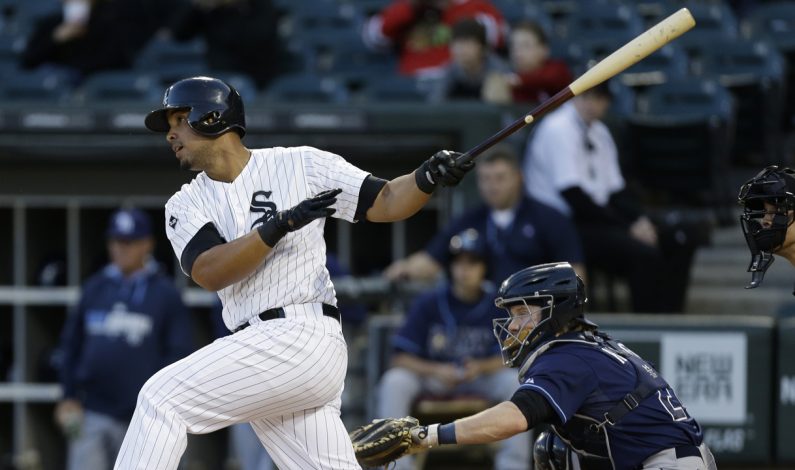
[492,262,589,368]
[145,76,246,137]
[738,165,795,289]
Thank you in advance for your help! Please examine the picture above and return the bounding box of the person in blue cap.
[54,208,193,470]
[376,228,530,470]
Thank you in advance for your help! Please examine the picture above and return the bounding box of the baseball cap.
[106,208,152,240]
[449,228,487,261]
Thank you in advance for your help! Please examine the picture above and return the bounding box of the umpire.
[55,209,193,470]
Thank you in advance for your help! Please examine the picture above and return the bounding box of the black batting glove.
[414,150,475,194]
[257,188,341,247]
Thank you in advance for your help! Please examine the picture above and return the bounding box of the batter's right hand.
[257,189,341,247]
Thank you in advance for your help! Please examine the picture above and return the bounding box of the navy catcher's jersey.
[392,284,502,363]
[519,333,703,470]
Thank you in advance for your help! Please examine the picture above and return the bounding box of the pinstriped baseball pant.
[114,304,360,470]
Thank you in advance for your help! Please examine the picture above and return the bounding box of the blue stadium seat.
[78,71,161,103]
[133,38,210,87]
[619,44,688,88]
[351,0,391,18]
[210,72,258,103]
[557,1,643,40]
[262,72,348,103]
[698,39,785,165]
[0,67,73,101]
[361,76,427,102]
[668,2,738,42]
[744,2,795,51]
[626,79,734,211]
[633,0,674,27]
[134,38,207,75]
[743,3,795,127]
[12,0,59,24]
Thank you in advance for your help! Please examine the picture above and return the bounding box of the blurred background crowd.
[0,0,794,469]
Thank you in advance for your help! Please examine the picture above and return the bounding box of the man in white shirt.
[524,83,697,313]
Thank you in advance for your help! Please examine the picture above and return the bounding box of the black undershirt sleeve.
[510,388,557,430]
[180,222,226,277]
[607,186,644,222]
[354,175,388,222]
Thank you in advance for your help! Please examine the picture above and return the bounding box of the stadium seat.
[556,1,643,41]
[78,71,161,103]
[699,39,785,165]
[619,44,688,88]
[361,75,427,102]
[262,72,348,103]
[134,38,208,84]
[633,0,673,27]
[743,2,795,127]
[668,2,738,42]
[626,79,734,216]
[0,67,73,102]
[209,71,259,103]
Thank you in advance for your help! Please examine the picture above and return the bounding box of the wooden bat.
[456,7,696,165]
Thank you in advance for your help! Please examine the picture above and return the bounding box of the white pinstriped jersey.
[164,146,369,331]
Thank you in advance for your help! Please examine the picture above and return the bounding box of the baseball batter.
[112,76,474,469]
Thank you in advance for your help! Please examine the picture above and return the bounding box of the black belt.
[675,445,702,459]
[234,304,340,333]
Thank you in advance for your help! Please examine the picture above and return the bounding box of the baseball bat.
[456,7,696,165]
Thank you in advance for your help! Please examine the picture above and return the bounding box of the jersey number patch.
[658,388,690,422]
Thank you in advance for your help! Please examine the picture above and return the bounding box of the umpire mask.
[738,166,795,288]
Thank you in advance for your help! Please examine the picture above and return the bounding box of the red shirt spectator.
[363,0,507,77]
[509,20,572,103]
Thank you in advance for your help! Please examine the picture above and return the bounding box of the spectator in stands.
[483,20,572,105]
[428,18,510,102]
[376,229,529,470]
[168,0,290,89]
[55,208,193,470]
[524,83,701,313]
[362,0,507,78]
[384,144,585,285]
[20,0,161,82]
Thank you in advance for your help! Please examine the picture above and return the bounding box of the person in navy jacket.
[55,208,193,470]
[384,144,584,286]
[377,229,530,470]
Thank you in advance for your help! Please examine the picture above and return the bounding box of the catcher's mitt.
[349,416,431,468]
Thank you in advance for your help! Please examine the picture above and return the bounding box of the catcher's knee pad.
[533,431,575,470]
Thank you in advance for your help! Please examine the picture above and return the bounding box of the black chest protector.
[546,332,671,459]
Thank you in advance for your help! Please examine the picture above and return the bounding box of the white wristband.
[425,423,439,448]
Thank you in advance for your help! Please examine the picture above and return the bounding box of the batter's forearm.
[366,173,430,222]
[453,402,528,444]
[191,231,272,291]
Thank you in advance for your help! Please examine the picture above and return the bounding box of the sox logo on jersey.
[113,146,368,470]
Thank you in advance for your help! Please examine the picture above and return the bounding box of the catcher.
[351,262,717,469]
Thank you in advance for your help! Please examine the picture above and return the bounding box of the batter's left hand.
[414,150,475,193]
[257,189,341,247]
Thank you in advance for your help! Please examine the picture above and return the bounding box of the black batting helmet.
[492,262,589,368]
[145,76,246,137]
